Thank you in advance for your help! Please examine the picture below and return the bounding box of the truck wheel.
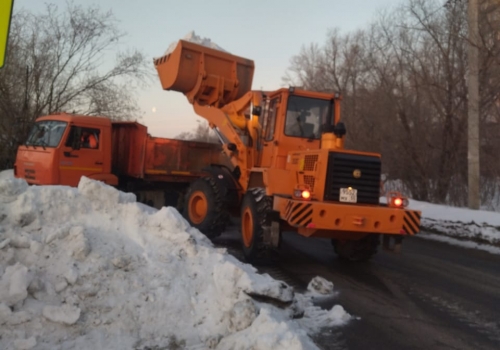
[183,177,227,239]
[332,234,380,262]
[241,188,273,263]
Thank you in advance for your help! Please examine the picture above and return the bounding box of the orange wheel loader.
[154,40,421,262]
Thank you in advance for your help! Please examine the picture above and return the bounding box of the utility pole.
[467,0,480,209]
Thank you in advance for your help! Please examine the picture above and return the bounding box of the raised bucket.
[154,40,255,108]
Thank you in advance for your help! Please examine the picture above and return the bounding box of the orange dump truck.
[14,113,226,208]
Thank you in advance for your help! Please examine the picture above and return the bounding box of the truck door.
[58,125,104,187]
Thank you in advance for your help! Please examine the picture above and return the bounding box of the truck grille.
[324,152,381,204]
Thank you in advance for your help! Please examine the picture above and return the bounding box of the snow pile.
[409,199,500,247]
[164,30,228,55]
[0,173,350,350]
[0,169,14,180]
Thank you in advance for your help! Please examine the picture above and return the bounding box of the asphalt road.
[215,231,500,350]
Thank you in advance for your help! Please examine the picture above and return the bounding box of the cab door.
[58,125,104,187]
[259,97,280,168]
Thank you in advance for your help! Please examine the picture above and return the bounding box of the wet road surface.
[214,230,500,350]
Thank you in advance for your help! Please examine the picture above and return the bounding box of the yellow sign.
[0,0,14,69]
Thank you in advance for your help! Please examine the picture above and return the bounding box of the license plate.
[339,188,357,203]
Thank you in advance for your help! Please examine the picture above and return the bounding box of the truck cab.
[15,113,116,187]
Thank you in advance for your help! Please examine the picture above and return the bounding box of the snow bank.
[409,199,500,246]
[0,173,349,350]
[164,30,228,55]
[379,189,500,249]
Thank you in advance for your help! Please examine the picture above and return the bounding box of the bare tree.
[176,120,220,144]
[373,0,470,203]
[0,2,148,168]
[285,0,500,207]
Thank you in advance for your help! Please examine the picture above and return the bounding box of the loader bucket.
[154,40,254,108]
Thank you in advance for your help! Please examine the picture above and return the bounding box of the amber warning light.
[294,189,311,200]
[387,191,409,208]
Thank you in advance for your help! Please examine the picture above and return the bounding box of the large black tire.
[332,234,380,262]
[183,177,228,239]
[240,188,273,263]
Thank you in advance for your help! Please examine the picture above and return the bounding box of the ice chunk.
[0,263,29,306]
[228,299,258,332]
[43,304,81,325]
[14,336,36,350]
[307,276,334,295]
[64,267,79,285]
[66,226,91,261]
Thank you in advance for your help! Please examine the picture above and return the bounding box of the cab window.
[65,126,100,150]
[284,96,332,139]
[25,120,67,147]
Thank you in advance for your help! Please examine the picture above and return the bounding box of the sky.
[1,168,500,348]
[13,0,405,138]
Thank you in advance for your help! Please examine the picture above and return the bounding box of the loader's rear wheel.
[332,234,380,262]
[241,188,273,263]
[183,177,228,239]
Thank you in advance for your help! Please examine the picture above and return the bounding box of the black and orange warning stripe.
[403,210,421,234]
[285,201,313,227]
[283,200,421,234]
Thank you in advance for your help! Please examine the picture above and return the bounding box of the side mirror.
[227,143,237,152]
[333,122,347,137]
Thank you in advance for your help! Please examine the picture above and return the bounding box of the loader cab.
[259,88,339,168]
[15,113,115,187]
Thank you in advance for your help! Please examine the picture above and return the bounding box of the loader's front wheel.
[332,234,380,262]
[241,188,273,263]
[183,177,228,239]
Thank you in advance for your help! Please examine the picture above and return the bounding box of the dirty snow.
[417,233,500,255]
[0,171,350,350]
[164,30,228,56]
[408,199,500,249]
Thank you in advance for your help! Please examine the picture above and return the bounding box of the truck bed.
[111,122,227,182]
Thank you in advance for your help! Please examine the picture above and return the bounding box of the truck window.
[65,126,100,149]
[25,120,68,148]
[264,98,278,141]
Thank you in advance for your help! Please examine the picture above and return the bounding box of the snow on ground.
[0,171,349,350]
[2,165,499,349]
[164,31,228,56]
[408,199,500,248]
